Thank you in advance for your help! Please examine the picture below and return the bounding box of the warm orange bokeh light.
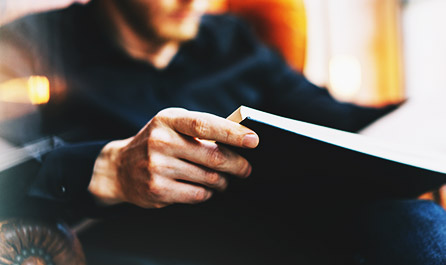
[27,76,50,105]
[0,76,50,105]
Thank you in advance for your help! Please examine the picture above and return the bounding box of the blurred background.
[304,0,446,108]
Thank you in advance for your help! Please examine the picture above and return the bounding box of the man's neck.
[101,1,180,69]
[119,29,180,69]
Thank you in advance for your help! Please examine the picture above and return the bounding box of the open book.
[224,106,446,199]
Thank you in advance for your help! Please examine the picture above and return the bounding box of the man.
[1,0,446,264]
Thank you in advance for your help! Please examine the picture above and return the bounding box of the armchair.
[0,218,85,265]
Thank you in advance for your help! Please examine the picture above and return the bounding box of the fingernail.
[243,133,259,148]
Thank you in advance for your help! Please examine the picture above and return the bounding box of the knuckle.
[190,118,209,137]
[207,145,226,168]
[204,171,221,186]
[150,114,162,125]
[147,177,164,198]
[221,129,232,144]
[150,113,166,127]
[153,108,186,126]
[191,188,209,202]
[148,129,172,150]
[157,107,185,118]
[147,155,165,174]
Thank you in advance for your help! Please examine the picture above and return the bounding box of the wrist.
[88,138,131,206]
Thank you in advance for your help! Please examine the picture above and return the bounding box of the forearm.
[296,87,400,132]
[261,46,401,132]
[270,76,400,132]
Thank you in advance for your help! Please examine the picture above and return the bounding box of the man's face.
[115,0,209,42]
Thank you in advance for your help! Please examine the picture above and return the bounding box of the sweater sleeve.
[254,41,400,132]
[26,141,108,217]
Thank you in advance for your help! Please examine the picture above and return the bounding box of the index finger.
[165,108,259,148]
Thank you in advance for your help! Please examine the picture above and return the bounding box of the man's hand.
[88,108,259,209]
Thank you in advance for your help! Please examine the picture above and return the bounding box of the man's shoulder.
[0,5,82,48]
[0,5,87,82]
[200,14,253,36]
[196,14,259,55]
[0,15,47,46]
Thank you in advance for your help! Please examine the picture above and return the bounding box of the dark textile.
[78,199,446,265]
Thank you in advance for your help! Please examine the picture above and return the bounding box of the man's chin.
[157,24,200,43]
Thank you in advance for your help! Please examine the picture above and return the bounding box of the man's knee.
[355,199,446,265]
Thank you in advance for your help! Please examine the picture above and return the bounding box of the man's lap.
[78,199,446,265]
[354,199,446,265]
